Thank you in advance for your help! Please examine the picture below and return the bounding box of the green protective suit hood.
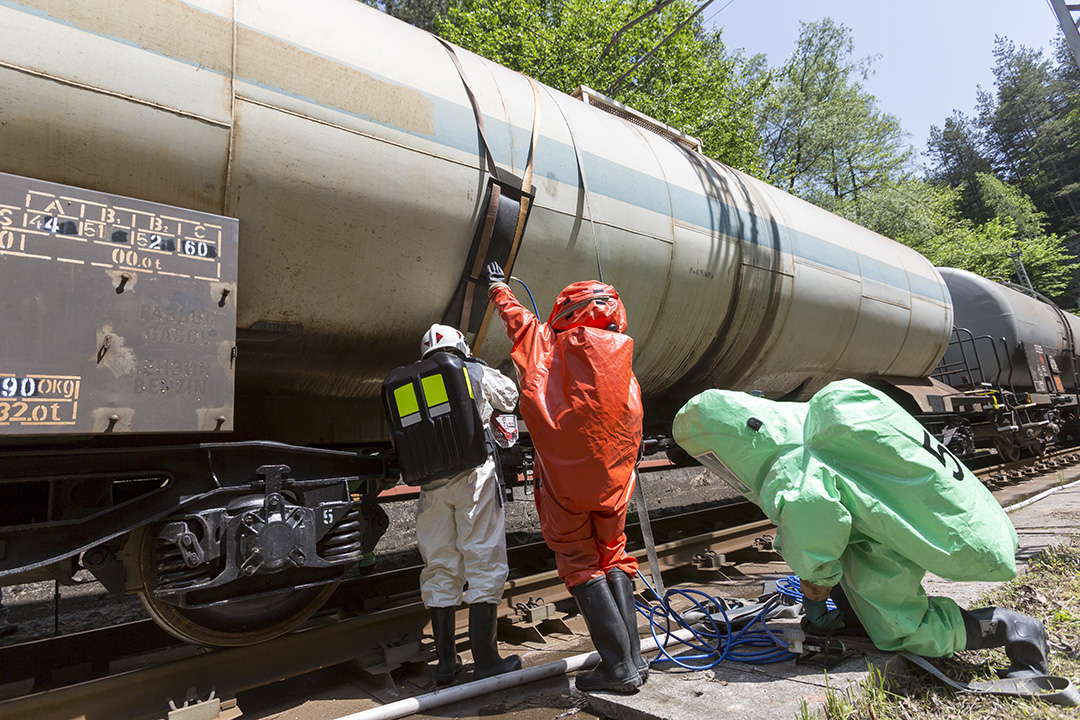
[673,379,1019,657]
[672,391,808,505]
[803,380,1017,581]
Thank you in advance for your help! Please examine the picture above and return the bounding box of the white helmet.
[420,323,471,359]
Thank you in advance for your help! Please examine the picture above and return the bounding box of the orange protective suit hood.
[547,281,627,333]
[488,280,642,510]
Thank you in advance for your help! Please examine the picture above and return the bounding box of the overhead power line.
[604,0,719,96]
[591,0,683,72]
[702,0,740,30]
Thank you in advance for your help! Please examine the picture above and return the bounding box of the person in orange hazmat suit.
[485,261,646,693]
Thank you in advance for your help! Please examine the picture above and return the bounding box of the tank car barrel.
[0,0,953,444]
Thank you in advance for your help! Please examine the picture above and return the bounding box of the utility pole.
[1051,0,1080,69]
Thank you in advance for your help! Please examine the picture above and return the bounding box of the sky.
[706,0,1066,164]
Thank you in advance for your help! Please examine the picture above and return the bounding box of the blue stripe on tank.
[396,64,945,304]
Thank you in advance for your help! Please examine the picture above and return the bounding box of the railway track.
[0,497,769,720]
[2,453,1078,720]
[979,448,1080,483]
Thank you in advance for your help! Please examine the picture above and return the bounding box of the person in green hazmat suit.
[673,379,1049,678]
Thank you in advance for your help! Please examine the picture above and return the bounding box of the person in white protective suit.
[416,323,522,686]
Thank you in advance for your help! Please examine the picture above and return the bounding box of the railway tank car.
[0,0,957,646]
[921,268,1080,461]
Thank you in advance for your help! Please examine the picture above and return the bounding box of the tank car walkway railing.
[932,327,1018,397]
[932,328,989,390]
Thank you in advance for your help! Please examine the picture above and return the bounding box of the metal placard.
[1023,343,1053,395]
[0,172,238,435]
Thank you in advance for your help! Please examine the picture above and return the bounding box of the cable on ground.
[634,573,795,670]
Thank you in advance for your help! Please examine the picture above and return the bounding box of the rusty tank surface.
[0,0,953,446]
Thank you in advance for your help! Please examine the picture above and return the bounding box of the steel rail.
[979,449,1080,481]
[0,514,773,720]
[0,496,764,685]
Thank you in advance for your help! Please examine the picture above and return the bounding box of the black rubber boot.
[607,569,648,682]
[469,603,522,680]
[571,575,642,693]
[962,607,1049,677]
[828,584,867,636]
[0,620,15,640]
[430,606,461,686]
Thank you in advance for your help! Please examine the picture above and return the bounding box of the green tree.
[924,216,1076,300]
[432,0,765,172]
[925,110,992,220]
[837,179,957,251]
[839,178,1078,301]
[976,38,1080,234]
[758,19,914,208]
[974,172,1048,242]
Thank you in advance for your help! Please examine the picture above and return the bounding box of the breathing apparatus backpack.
[382,351,488,486]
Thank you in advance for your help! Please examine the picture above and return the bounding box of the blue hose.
[635,574,795,670]
[510,276,539,317]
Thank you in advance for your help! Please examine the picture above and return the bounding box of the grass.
[797,540,1080,719]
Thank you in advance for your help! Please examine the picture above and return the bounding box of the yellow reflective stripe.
[421,374,449,408]
[393,383,419,418]
[462,367,475,399]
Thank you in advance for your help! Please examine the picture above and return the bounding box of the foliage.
[758,19,914,208]
[976,38,1080,235]
[431,0,766,172]
[360,0,449,32]
[975,172,1050,242]
[838,178,1078,300]
[931,37,1080,239]
[925,110,992,220]
[924,36,1080,302]
[838,179,958,250]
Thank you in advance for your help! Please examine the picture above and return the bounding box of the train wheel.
[135,528,338,647]
[994,437,1021,463]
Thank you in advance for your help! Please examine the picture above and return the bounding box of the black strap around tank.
[433,35,544,353]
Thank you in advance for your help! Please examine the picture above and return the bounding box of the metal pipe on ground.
[333,627,700,720]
